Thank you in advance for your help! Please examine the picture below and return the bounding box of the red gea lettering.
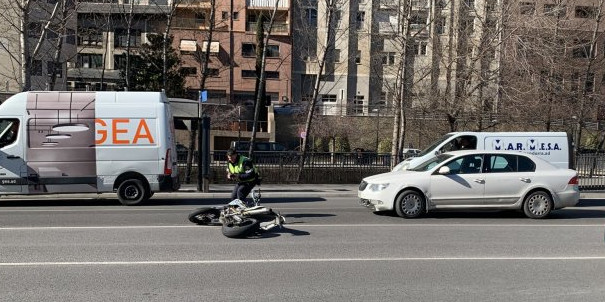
[95,119,155,145]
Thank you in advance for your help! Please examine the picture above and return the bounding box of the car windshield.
[416,134,454,157]
[409,153,454,172]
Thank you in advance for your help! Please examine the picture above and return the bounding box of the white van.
[394,132,572,171]
[0,91,180,205]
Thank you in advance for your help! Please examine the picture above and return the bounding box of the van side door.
[0,118,26,193]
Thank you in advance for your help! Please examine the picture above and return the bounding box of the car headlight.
[368,183,390,192]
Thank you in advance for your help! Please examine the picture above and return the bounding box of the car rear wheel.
[523,191,553,219]
[117,179,147,206]
[395,190,425,218]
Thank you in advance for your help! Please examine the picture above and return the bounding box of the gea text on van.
[95,118,155,145]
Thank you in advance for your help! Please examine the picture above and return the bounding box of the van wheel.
[395,190,425,218]
[523,191,553,219]
[117,179,147,206]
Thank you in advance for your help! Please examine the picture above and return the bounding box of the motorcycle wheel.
[188,208,221,225]
[221,218,260,238]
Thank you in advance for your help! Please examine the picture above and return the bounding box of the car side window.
[517,155,536,172]
[0,119,19,148]
[445,155,482,174]
[486,154,516,173]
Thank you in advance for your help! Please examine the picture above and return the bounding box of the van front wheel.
[117,179,147,205]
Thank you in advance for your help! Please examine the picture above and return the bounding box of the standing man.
[226,147,260,204]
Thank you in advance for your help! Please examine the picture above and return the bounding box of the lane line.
[2,256,605,267]
[1,224,604,231]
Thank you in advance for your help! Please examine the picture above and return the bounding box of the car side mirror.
[435,150,441,155]
[438,166,451,175]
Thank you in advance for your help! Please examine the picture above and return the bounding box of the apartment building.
[172,0,292,103]
[292,0,605,120]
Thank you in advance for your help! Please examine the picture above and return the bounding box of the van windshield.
[417,134,454,157]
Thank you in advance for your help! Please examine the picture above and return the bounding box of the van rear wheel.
[117,179,147,206]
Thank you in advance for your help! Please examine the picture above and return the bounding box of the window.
[572,40,592,58]
[233,11,239,20]
[222,11,228,20]
[412,41,428,56]
[115,29,141,48]
[46,30,58,40]
[77,54,103,69]
[333,10,341,27]
[65,29,76,45]
[266,45,280,58]
[242,43,256,57]
[114,54,127,70]
[486,154,516,173]
[242,70,257,78]
[464,0,474,8]
[544,4,566,17]
[435,17,446,34]
[486,0,497,12]
[321,94,337,102]
[570,72,580,92]
[575,6,597,18]
[196,13,206,25]
[32,60,42,76]
[356,12,365,30]
[28,22,42,38]
[518,156,536,172]
[305,8,317,27]
[382,52,395,65]
[333,49,341,62]
[519,2,535,15]
[0,119,19,148]
[353,95,364,114]
[78,28,103,46]
[181,67,197,76]
[355,50,361,64]
[47,61,62,78]
[585,72,595,93]
[458,155,483,174]
[208,68,220,77]
[265,71,279,79]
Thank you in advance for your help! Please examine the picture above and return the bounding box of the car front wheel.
[395,190,425,218]
[523,191,553,219]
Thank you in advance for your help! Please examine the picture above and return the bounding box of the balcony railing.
[246,22,289,33]
[246,0,289,8]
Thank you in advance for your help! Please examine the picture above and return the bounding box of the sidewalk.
[164,183,360,198]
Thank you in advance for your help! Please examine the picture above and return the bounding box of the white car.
[358,150,580,219]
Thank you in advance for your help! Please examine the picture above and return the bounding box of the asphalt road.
[1,194,605,302]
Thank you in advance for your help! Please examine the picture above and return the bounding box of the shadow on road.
[246,226,311,239]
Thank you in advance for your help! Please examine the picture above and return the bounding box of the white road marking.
[2,256,605,267]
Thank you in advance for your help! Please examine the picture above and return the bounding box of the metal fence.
[176,151,605,190]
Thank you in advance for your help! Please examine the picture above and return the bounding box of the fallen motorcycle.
[188,189,285,238]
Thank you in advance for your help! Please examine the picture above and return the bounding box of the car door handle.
[474,179,485,184]
[6,155,20,159]
[519,177,531,183]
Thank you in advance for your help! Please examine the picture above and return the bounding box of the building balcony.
[172,17,208,29]
[246,22,289,33]
[77,2,169,14]
[246,0,289,9]
[379,21,398,34]
[176,0,212,8]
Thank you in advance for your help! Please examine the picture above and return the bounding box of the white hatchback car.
[358,150,580,219]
